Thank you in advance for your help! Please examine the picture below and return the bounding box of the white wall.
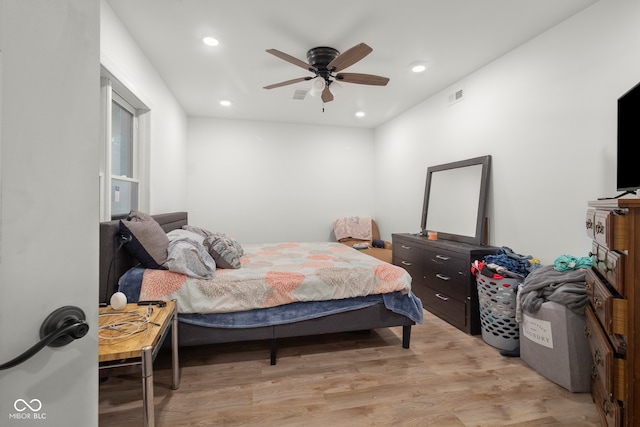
[187,118,375,243]
[0,1,99,425]
[100,0,188,214]
[374,0,640,265]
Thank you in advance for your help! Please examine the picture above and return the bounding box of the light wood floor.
[99,309,601,426]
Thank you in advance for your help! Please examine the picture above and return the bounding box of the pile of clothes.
[472,247,594,319]
[471,246,540,284]
[518,255,593,318]
[472,247,593,357]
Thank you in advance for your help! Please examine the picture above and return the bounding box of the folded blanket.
[333,216,372,241]
[519,265,588,315]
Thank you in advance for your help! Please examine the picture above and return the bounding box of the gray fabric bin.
[520,301,591,392]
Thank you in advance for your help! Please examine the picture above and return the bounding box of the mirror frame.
[420,155,491,245]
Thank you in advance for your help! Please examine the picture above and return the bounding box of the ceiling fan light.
[311,77,326,91]
[329,81,342,95]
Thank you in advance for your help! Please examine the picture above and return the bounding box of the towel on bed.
[333,216,373,241]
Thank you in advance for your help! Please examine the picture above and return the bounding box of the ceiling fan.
[263,42,390,103]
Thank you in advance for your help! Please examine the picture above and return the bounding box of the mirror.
[421,155,491,245]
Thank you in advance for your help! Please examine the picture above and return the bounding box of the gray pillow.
[119,210,169,269]
[166,238,216,279]
[203,233,244,269]
[182,225,213,238]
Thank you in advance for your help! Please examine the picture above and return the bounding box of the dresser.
[584,199,640,427]
[392,233,498,335]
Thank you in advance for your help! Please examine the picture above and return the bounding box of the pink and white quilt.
[138,242,412,314]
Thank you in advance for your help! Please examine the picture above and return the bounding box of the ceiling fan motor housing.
[306,47,340,78]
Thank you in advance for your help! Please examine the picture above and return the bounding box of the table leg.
[141,345,154,427]
[171,310,180,390]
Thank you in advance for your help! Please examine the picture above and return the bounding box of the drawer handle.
[435,293,449,301]
[401,245,412,250]
[584,325,591,339]
[585,282,592,292]
[435,274,451,281]
[435,255,450,261]
[585,219,593,230]
[593,296,603,310]
[595,222,604,235]
[401,261,413,266]
[594,348,603,366]
[602,397,611,416]
[591,365,599,380]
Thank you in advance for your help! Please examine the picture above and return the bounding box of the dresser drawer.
[393,241,423,264]
[591,377,623,427]
[593,210,628,251]
[585,306,626,402]
[603,251,624,295]
[423,249,468,300]
[393,255,424,287]
[421,286,467,330]
[585,269,627,338]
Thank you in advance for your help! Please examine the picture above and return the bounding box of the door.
[0,1,100,426]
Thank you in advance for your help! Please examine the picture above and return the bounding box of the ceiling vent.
[448,88,465,105]
[292,88,308,100]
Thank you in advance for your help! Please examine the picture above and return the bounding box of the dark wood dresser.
[584,199,640,427]
[392,233,498,335]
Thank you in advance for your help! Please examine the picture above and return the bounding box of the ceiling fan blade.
[327,43,373,72]
[336,73,390,86]
[263,77,310,90]
[321,86,334,103]
[266,49,317,72]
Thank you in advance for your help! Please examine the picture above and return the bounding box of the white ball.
[110,292,127,310]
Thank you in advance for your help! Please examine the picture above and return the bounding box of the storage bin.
[520,301,591,392]
[476,273,520,351]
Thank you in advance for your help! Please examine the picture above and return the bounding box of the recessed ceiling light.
[355,111,365,118]
[220,100,231,107]
[203,36,220,46]
[410,62,427,73]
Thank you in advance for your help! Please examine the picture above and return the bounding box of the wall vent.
[292,88,308,100]
[448,88,465,105]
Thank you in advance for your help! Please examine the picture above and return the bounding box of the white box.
[520,301,591,392]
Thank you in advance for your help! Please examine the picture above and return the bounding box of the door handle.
[0,306,89,370]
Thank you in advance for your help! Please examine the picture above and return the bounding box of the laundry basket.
[475,273,521,351]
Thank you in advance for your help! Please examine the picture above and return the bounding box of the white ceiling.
[106,0,598,128]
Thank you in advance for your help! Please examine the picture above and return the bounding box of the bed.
[99,212,423,364]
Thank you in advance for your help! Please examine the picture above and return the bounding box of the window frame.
[99,66,150,221]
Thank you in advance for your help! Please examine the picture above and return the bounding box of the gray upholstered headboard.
[99,212,188,304]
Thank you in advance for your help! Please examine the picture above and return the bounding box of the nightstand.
[99,300,179,427]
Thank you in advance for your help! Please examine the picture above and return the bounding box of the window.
[100,67,150,221]
[110,94,138,219]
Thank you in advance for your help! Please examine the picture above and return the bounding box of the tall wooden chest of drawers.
[585,199,640,426]
[392,233,498,335]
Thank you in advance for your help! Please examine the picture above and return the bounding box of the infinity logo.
[14,399,42,412]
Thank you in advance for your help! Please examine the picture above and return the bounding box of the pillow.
[167,228,205,244]
[203,233,244,269]
[119,210,169,269]
[165,237,216,279]
[182,225,213,238]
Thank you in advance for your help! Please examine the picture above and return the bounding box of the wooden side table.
[99,301,179,427]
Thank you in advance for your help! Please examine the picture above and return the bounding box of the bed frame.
[99,212,415,364]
